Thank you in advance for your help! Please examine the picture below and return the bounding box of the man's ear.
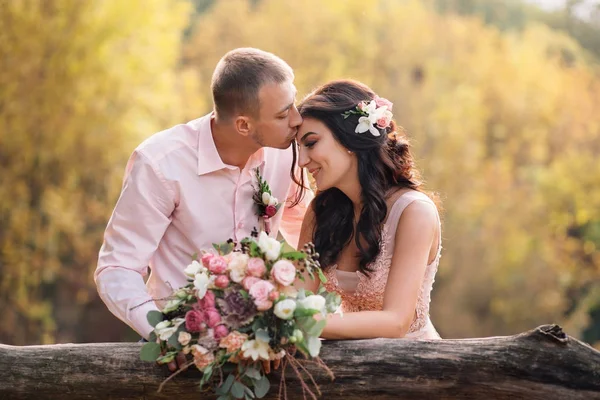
[234,116,252,137]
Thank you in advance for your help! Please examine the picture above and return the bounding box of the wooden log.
[0,324,599,399]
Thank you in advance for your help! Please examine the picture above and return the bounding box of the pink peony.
[208,256,228,274]
[374,96,393,111]
[214,324,229,340]
[185,309,206,332]
[246,258,267,278]
[201,253,215,268]
[242,276,261,291]
[271,260,296,287]
[265,205,278,218]
[215,274,230,288]
[249,280,275,311]
[195,291,215,310]
[204,307,222,328]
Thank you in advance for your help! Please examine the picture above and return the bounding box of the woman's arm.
[319,200,439,339]
[293,200,320,293]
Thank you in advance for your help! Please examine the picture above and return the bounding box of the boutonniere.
[252,168,281,234]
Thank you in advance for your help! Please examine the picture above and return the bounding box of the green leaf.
[200,364,214,386]
[316,267,328,283]
[140,342,161,362]
[245,367,261,380]
[306,319,326,336]
[167,328,183,350]
[218,373,235,394]
[213,243,221,253]
[254,375,271,398]
[148,331,157,343]
[240,289,249,300]
[255,329,270,343]
[146,310,163,328]
[156,351,177,364]
[281,250,306,261]
[244,385,256,398]
[191,252,198,260]
[294,308,319,318]
[231,381,246,399]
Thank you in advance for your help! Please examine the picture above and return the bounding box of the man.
[94,48,310,341]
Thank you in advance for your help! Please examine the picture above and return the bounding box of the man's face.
[249,80,302,149]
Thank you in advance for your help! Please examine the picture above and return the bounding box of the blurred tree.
[180,0,600,344]
[0,0,189,344]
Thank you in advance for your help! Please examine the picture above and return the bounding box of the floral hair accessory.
[341,95,394,137]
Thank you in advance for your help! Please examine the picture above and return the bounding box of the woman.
[295,80,442,340]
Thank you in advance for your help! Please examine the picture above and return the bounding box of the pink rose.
[201,253,214,268]
[268,291,280,301]
[374,96,393,111]
[185,309,206,332]
[214,324,229,340]
[215,274,230,288]
[249,280,275,311]
[376,111,393,129]
[242,276,261,291]
[247,258,267,278]
[271,260,296,287]
[208,256,228,274]
[265,205,278,218]
[196,291,215,309]
[204,307,222,328]
[357,101,367,111]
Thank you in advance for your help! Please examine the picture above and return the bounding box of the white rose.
[194,272,210,299]
[178,331,192,346]
[227,253,249,283]
[274,299,296,320]
[257,231,281,261]
[268,196,278,206]
[261,192,271,205]
[184,260,205,278]
[298,295,326,312]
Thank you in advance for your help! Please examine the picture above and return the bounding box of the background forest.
[1,0,599,347]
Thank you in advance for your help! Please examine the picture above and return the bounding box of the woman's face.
[296,117,356,191]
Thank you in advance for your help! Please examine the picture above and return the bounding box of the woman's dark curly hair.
[297,79,434,276]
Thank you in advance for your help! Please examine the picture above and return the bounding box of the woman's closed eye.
[304,141,316,149]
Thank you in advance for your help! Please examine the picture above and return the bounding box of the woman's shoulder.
[385,189,438,227]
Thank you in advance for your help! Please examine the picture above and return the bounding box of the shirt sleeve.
[94,149,176,338]
[279,171,314,249]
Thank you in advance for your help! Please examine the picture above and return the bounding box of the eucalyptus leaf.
[254,375,271,398]
[146,310,163,327]
[148,331,157,343]
[140,342,161,362]
[221,374,235,393]
[245,367,261,380]
[231,381,246,399]
[306,319,326,337]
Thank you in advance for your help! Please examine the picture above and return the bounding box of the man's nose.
[290,105,302,128]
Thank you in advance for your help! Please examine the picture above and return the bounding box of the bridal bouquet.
[140,231,341,399]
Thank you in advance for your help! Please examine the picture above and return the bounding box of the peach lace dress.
[323,190,442,339]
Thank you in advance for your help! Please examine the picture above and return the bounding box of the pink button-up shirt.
[95,114,310,338]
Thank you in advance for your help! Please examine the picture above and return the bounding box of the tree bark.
[0,324,599,399]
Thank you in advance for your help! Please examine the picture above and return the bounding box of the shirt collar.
[196,113,266,176]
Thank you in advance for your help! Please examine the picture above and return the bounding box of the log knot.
[537,324,568,344]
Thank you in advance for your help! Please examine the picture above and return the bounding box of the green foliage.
[0,0,189,345]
